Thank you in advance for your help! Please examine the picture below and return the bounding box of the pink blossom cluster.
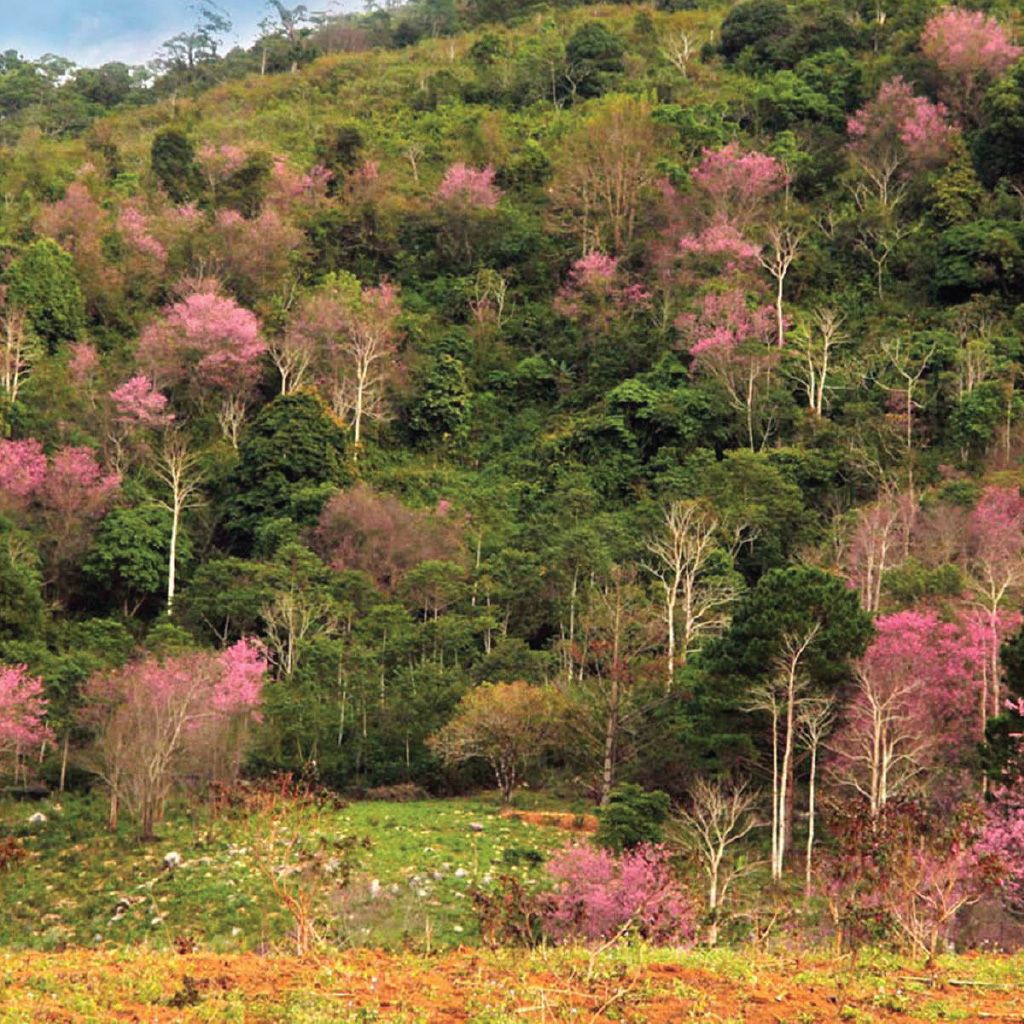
[0,664,52,751]
[0,439,119,515]
[211,638,268,718]
[922,8,1021,111]
[67,341,100,385]
[197,144,248,183]
[848,77,956,170]
[110,375,174,428]
[139,289,266,393]
[118,206,168,265]
[690,144,787,225]
[554,251,651,320]
[677,289,776,361]
[542,842,695,945]
[436,163,502,209]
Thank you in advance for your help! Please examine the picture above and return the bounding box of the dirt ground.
[1,947,1022,1023]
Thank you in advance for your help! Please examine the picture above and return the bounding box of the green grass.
[0,793,566,952]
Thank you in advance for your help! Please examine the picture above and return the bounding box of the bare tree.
[154,432,203,617]
[644,500,740,691]
[829,665,933,818]
[672,777,762,945]
[798,696,835,896]
[571,567,660,805]
[881,337,936,459]
[550,97,660,254]
[660,29,697,77]
[759,224,805,347]
[787,307,847,416]
[262,588,337,678]
[745,624,821,880]
[0,296,37,410]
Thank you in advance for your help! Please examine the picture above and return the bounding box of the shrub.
[595,783,671,853]
[542,842,695,945]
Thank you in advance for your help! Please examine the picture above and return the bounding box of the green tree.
[219,393,350,555]
[3,239,86,350]
[150,128,197,203]
[83,505,185,618]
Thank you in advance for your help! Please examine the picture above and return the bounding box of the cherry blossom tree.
[921,8,1022,120]
[108,375,174,472]
[689,144,788,231]
[978,697,1024,912]
[436,163,502,209]
[0,438,47,514]
[542,842,694,945]
[314,483,464,592]
[38,446,121,595]
[36,180,123,321]
[553,251,651,332]
[81,639,266,837]
[0,664,52,780]
[677,289,780,450]
[138,284,266,446]
[830,610,982,816]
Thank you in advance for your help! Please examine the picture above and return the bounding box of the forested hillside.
[3,0,1024,953]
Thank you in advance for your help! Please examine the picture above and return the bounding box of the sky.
[4,1,363,68]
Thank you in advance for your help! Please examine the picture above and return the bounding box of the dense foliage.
[2,0,1024,950]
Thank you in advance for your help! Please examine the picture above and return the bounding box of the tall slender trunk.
[805,741,818,898]
[167,501,179,616]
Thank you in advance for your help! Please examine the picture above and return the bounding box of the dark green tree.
[219,393,350,554]
[3,239,86,350]
[150,128,197,203]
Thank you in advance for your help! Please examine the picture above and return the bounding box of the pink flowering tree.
[138,284,266,446]
[554,251,651,330]
[118,205,168,295]
[37,181,123,321]
[0,438,47,514]
[978,697,1024,912]
[848,77,957,199]
[846,78,955,296]
[436,163,502,209]
[677,289,779,450]
[38,447,121,596]
[689,144,788,231]
[196,143,248,203]
[829,609,984,816]
[0,439,119,600]
[265,157,332,217]
[0,664,52,781]
[209,206,305,306]
[107,375,174,472]
[922,8,1022,120]
[81,639,267,838]
[541,842,695,945]
[436,163,503,261]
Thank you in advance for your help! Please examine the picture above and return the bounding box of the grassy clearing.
[0,793,565,952]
